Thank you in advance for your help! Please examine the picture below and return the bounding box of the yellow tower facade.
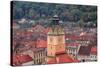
[47,15,65,57]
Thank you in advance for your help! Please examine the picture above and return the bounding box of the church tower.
[47,15,65,57]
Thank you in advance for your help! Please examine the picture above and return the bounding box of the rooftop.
[78,46,91,56]
[13,54,33,65]
[47,53,78,64]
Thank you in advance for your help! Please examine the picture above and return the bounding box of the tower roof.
[50,15,60,26]
[53,15,58,17]
[52,15,59,21]
[48,15,64,35]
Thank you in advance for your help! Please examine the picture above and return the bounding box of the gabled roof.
[33,25,46,33]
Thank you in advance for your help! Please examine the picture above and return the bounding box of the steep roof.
[33,25,46,33]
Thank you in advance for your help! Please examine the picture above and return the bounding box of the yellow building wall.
[47,35,65,57]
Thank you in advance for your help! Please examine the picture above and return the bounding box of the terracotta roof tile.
[55,51,65,55]
[13,54,33,65]
[36,40,47,48]
[56,54,74,63]
[91,46,97,55]
[67,42,79,46]
[47,54,75,64]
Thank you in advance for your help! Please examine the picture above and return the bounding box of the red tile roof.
[67,42,79,46]
[65,35,80,40]
[47,54,77,64]
[91,46,97,55]
[56,54,74,63]
[65,34,96,41]
[55,51,65,55]
[33,25,46,33]
[13,54,20,66]
[13,54,33,65]
[73,59,80,62]
[91,46,97,52]
[36,39,47,48]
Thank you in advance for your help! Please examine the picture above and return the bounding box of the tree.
[71,9,82,22]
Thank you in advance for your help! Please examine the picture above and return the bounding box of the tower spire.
[51,15,59,25]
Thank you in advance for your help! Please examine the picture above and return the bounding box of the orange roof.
[56,54,74,63]
[65,35,80,40]
[47,54,77,64]
[36,40,47,48]
[55,51,65,55]
[33,25,46,33]
[91,46,97,55]
[13,54,33,65]
[67,42,79,46]
[73,59,80,62]
[91,46,97,52]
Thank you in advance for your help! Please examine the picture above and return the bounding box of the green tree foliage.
[12,1,97,25]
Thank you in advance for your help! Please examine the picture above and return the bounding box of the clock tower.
[47,15,65,57]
